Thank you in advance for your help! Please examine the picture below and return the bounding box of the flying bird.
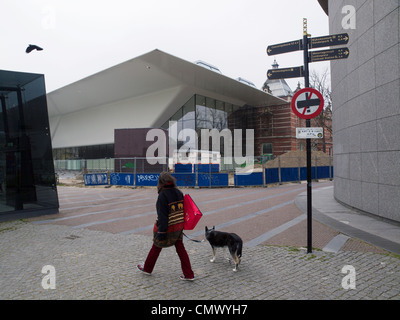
[26,44,43,53]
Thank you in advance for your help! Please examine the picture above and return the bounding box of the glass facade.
[0,70,58,217]
[53,144,114,160]
[51,94,262,164]
[162,94,255,160]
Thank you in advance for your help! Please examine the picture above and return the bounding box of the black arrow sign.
[267,39,302,56]
[267,66,304,80]
[309,47,350,63]
[308,33,349,49]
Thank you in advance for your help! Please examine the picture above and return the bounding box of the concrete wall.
[329,0,400,222]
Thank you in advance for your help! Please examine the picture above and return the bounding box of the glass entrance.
[0,70,59,217]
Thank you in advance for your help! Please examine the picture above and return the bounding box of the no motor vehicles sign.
[291,87,324,120]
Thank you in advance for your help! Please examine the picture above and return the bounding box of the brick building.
[259,60,333,157]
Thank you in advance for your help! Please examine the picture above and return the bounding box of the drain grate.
[64,235,81,240]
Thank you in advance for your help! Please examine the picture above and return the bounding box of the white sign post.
[296,127,324,139]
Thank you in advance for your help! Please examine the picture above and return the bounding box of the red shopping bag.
[183,194,203,230]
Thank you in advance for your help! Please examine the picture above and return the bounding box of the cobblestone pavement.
[0,182,399,300]
[0,220,399,300]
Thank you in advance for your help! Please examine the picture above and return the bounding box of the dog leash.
[183,232,204,243]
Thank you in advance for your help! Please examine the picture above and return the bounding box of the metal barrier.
[57,154,333,188]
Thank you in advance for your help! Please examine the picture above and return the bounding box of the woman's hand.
[156,232,166,241]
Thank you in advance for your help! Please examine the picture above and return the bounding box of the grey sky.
[2,0,330,92]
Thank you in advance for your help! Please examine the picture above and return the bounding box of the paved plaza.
[1,181,399,301]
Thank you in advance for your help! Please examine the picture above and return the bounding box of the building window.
[162,94,240,157]
[260,112,273,137]
[262,143,273,155]
[53,144,114,160]
[0,70,58,214]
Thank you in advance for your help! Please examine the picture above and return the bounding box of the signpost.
[309,47,350,63]
[296,127,324,139]
[308,33,349,49]
[266,19,349,253]
[291,87,324,120]
[266,39,302,55]
[266,66,303,80]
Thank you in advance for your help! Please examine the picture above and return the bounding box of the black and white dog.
[205,226,243,272]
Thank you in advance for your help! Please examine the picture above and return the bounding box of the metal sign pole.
[303,18,312,254]
[267,18,347,254]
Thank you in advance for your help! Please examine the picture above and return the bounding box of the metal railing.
[54,154,333,187]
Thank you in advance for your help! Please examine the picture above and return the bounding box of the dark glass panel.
[0,70,58,216]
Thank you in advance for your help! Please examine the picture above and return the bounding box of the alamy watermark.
[41,5,56,30]
[341,265,356,290]
[342,5,356,30]
[145,121,255,174]
[41,265,56,290]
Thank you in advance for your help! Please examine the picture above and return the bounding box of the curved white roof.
[47,49,287,149]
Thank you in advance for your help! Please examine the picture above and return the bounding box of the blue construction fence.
[83,165,333,187]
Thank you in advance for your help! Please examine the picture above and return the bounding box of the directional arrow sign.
[309,33,349,49]
[267,39,302,56]
[267,66,304,80]
[309,47,350,63]
[291,88,324,120]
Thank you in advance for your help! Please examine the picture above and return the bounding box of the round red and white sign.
[291,87,324,120]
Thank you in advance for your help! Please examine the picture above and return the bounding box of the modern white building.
[47,49,286,161]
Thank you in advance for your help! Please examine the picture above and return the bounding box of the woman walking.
[137,172,195,281]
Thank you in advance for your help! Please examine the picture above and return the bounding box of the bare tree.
[310,69,332,127]
[309,69,332,152]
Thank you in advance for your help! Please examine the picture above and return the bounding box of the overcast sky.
[2,0,330,93]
